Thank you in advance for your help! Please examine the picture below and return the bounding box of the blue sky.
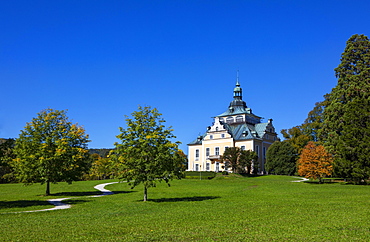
[1,0,370,153]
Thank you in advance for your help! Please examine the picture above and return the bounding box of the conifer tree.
[322,34,370,183]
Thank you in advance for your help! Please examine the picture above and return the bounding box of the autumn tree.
[220,147,258,173]
[321,34,370,183]
[298,141,333,183]
[111,106,186,201]
[12,109,90,195]
[265,140,298,175]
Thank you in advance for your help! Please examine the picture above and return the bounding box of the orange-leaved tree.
[298,141,333,183]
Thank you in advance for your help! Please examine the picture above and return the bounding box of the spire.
[233,70,242,99]
[236,70,240,86]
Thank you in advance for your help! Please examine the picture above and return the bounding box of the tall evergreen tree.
[322,34,370,183]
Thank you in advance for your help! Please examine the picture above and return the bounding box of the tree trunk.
[46,181,50,196]
[143,186,148,202]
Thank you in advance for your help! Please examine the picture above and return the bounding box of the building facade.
[187,78,278,174]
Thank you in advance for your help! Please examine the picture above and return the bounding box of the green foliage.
[111,106,186,201]
[322,34,370,183]
[281,126,311,153]
[87,154,118,180]
[12,108,91,195]
[88,148,112,158]
[220,147,258,173]
[265,140,298,175]
[0,138,16,183]
[302,99,327,142]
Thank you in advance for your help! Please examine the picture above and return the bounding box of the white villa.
[187,77,279,174]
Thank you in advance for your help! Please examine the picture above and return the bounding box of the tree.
[111,106,186,201]
[281,126,311,153]
[220,147,257,173]
[265,140,298,175]
[12,109,90,195]
[321,34,370,183]
[298,141,333,183]
[302,99,327,142]
[88,154,118,180]
[0,138,16,183]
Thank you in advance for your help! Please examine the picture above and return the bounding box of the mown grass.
[1,175,370,241]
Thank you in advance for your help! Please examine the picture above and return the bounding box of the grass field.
[1,175,370,241]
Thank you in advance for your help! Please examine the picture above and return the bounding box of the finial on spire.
[236,70,240,86]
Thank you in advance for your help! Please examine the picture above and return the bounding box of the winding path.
[291,177,309,182]
[11,181,119,213]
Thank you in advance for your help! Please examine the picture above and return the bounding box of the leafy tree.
[321,34,370,183]
[111,106,186,201]
[220,147,257,173]
[12,109,90,195]
[265,140,298,175]
[281,126,311,153]
[88,154,117,180]
[298,141,333,183]
[0,138,16,183]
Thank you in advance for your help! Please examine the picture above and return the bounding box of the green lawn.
[1,175,370,241]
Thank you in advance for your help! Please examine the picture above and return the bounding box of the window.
[221,133,225,138]
[206,163,210,171]
[210,135,213,139]
[225,146,229,151]
[195,149,199,160]
[263,147,266,159]
[215,162,219,172]
[255,145,259,155]
[206,148,210,157]
[216,127,219,131]
[195,164,199,171]
[215,147,220,156]
[226,116,234,124]
[241,146,245,151]
[236,116,243,123]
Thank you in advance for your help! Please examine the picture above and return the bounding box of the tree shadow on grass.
[51,190,135,197]
[0,199,90,210]
[0,200,51,210]
[147,196,221,203]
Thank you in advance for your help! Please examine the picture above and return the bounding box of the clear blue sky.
[1,1,370,153]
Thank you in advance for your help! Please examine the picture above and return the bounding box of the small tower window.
[226,117,234,124]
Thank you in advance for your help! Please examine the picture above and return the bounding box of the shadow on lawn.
[147,196,221,203]
[0,199,88,210]
[51,190,135,197]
